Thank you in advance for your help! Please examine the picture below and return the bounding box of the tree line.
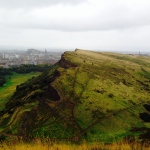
[0,64,52,86]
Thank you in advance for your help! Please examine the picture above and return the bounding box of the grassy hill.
[0,50,150,143]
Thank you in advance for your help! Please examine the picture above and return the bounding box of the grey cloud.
[1,0,150,32]
[0,0,87,9]
[1,3,150,32]
[0,0,150,51]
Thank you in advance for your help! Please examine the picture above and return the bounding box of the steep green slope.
[0,50,150,142]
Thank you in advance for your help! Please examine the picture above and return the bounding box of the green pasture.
[0,72,41,111]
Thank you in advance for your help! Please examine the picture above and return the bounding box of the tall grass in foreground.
[0,139,149,150]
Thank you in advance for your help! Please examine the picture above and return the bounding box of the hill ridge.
[0,49,150,142]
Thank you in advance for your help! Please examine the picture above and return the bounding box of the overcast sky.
[0,0,150,51]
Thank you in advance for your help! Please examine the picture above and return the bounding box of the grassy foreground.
[0,139,149,150]
[0,72,41,111]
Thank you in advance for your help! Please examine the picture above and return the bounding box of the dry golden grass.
[0,139,149,150]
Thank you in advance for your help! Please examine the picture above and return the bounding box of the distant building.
[2,53,9,59]
[0,63,6,68]
[15,54,20,58]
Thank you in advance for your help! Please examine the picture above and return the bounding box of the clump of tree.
[0,67,12,86]
[0,67,12,76]
[12,64,52,74]
[0,76,6,86]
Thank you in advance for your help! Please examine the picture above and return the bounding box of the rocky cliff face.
[59,53,77,69]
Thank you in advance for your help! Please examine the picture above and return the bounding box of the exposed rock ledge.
[59,53,77,69]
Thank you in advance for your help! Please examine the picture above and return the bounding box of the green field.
[0,72,41,111]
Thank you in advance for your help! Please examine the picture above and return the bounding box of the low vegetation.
[0,139,149,150]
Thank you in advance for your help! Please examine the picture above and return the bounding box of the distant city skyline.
[0,0,150,52]
[0,45,68,52]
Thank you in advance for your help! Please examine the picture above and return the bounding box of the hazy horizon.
[0,0,150,52]
[0,46,149,55]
